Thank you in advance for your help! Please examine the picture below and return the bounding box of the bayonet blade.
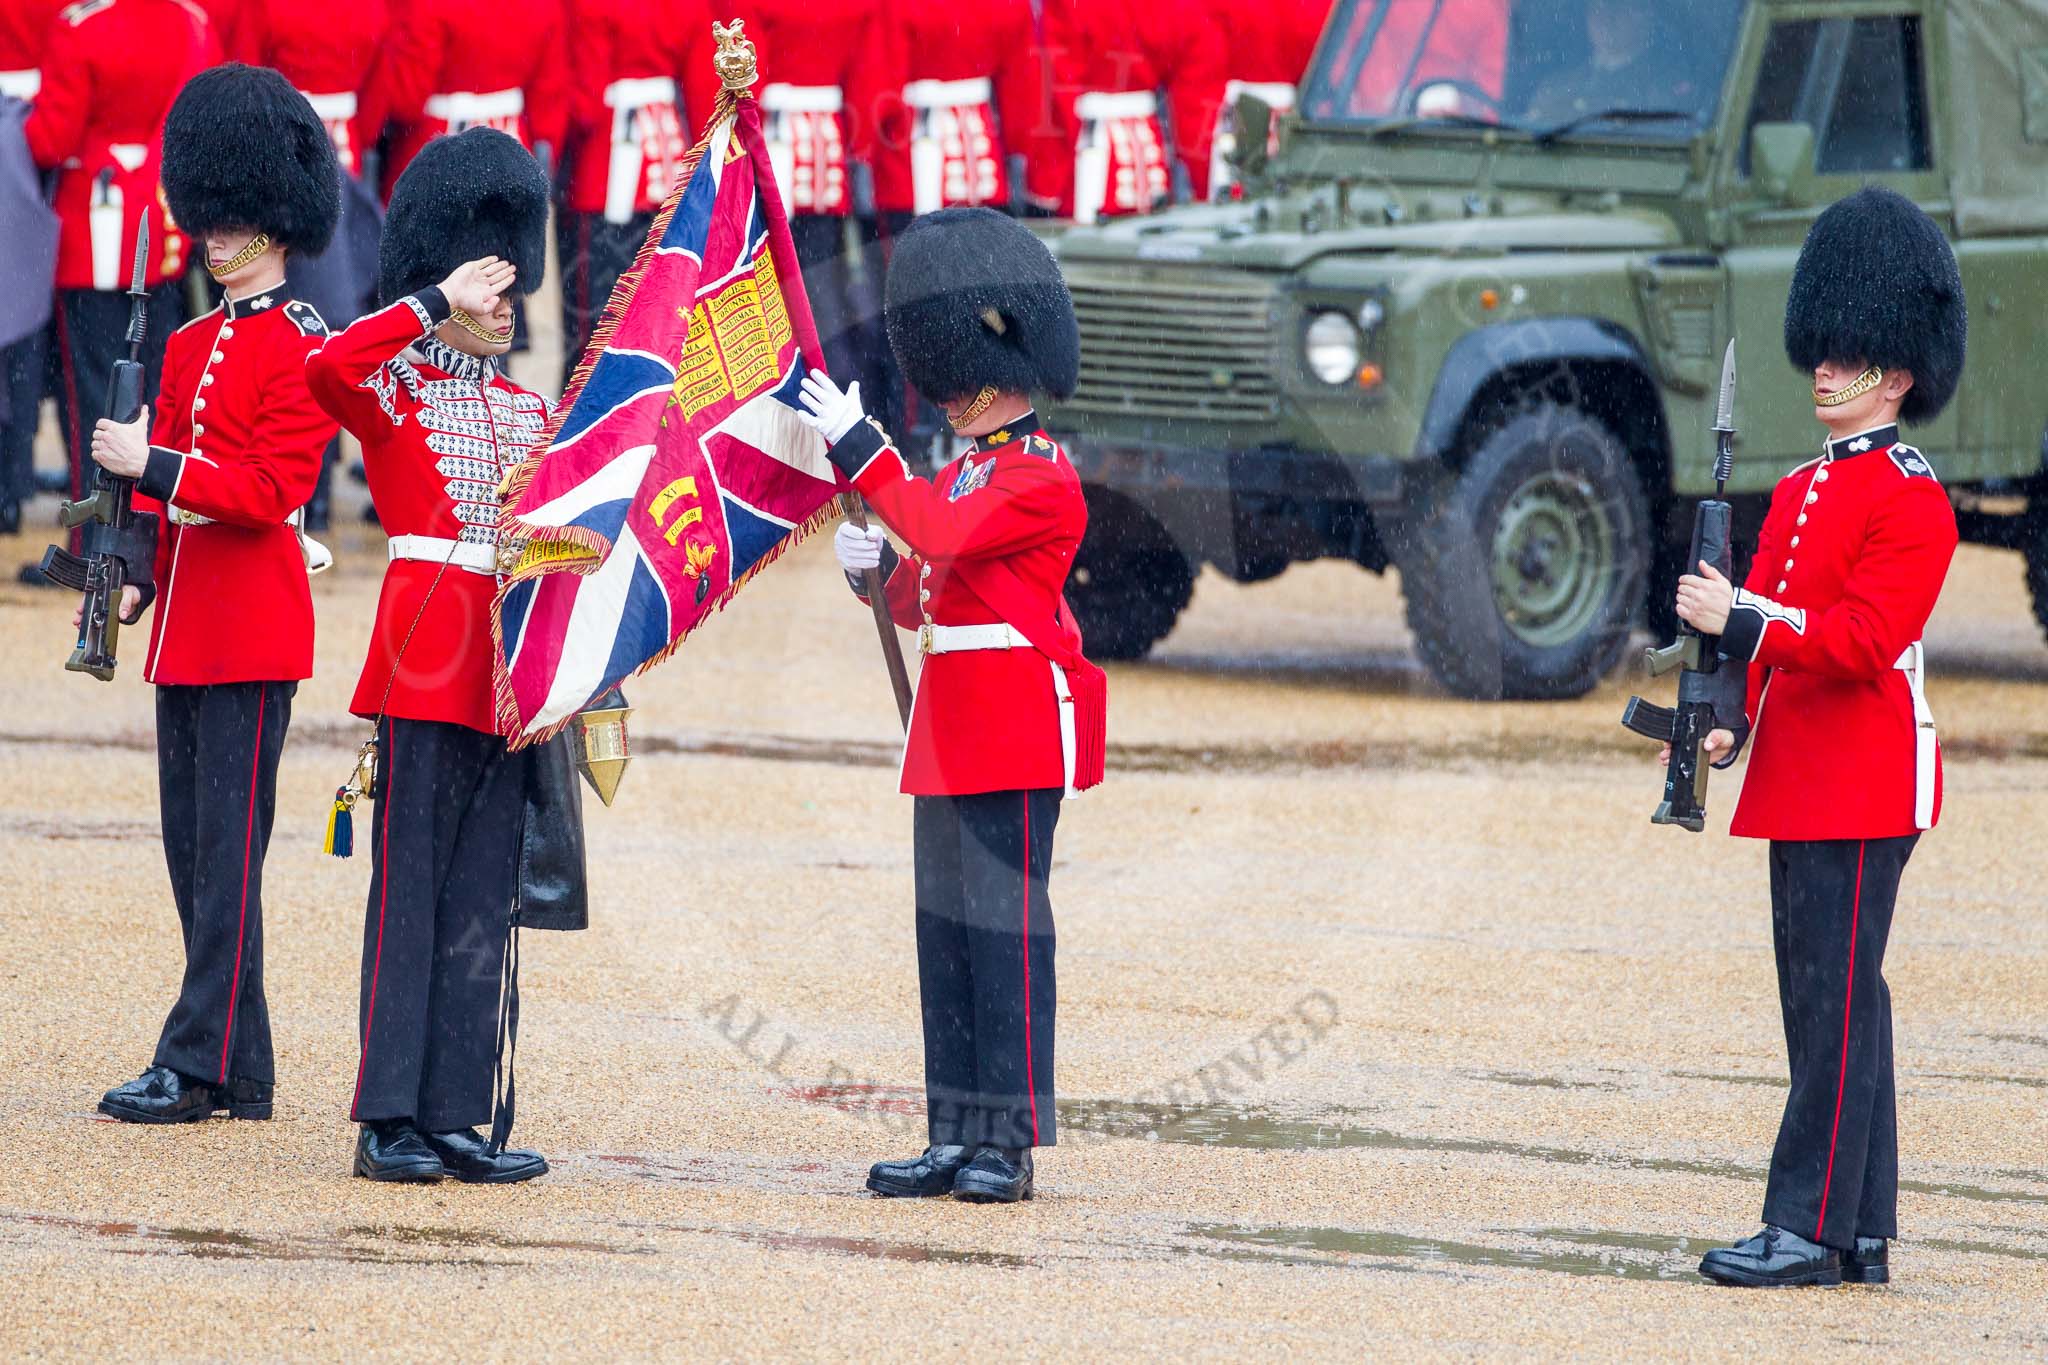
[1713,339,1737,432]
[128,218,150,297]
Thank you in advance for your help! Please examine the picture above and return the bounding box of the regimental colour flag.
[493,97,840,743]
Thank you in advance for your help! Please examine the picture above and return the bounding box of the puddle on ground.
[653,1222,1038,1269]
[0,816,161,842]
[0,1211,641,1267]
[580,1151,850,1198]
[1671,1071,1787,1089]
[1187,1222,1701,1282]
[1474,1072,1624,1093]
[1916,1237,2048,1262]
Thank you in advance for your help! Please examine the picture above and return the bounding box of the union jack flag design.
[493,98,838,742]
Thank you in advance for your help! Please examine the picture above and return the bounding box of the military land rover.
[1048,0,2048,698]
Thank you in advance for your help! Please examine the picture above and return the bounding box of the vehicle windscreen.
[1300,0,1748,140]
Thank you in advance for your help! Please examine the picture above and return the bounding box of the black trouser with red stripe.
[1763,834,1917,1250]
[913,788,1060,1150]
[152,681,293,1086]
[351,717,523,1132]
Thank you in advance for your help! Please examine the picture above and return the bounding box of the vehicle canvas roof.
[1947,0,2048,234]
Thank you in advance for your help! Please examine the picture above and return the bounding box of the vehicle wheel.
[1396,404,1650,699]
[1067,494,1196,661]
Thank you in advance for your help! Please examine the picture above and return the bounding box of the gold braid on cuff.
[1815,364,1884,407]
[950,384,998,429]
[450,308,515,345]
[207,232,272,279]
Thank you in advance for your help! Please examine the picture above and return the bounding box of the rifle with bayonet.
[1621,339,1750,832]
[41,220,160,681]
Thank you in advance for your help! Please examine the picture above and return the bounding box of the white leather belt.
[1223,79,1297,111]
[167,503,211,526]
[389,534,498,575]
[761,83,844,114]
[918,622,1029,655]
[1895,641,1936,830]
[0,69,39,100]
[301,90,358,122]
[426,88,525,123]
[1076,90,1159,121]
[904,76,993,110]
[605,75,677,109]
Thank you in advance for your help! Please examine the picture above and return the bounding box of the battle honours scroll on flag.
[492,33,845,744]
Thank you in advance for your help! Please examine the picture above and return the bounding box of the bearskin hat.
[1785,186,1967,426]
[161,64,339,254]
[883,207,1080,403]
[378,127,549,305]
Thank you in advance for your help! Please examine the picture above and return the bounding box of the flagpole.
[841,493,915,730]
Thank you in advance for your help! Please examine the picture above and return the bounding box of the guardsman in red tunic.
[359,0,569,199]
[799,208,1105,1204]
[234,0,390,528]
[87,66,339,1124]
[1677,187,1966,1289]
[1040,0,1228,222]
[19,0,215,578]
[732,1,906,423]
[556,0,718,369]
[307,128,556,1185]
[1204,0,1325,200]
[0,0,61,534]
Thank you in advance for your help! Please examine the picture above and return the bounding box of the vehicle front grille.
[1063,269,1280,423]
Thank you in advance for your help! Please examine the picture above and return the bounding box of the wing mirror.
[1231,94,1276,180]
[1750,121,1817,207]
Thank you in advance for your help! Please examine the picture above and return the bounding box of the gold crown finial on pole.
[713,19,759,93]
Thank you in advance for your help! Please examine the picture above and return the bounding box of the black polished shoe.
[1843,1236,1890,1284]
[952,1146,1034,1203]
[0,500,20,535]
[420,1127,549,1184]
[1698,1225,1841,1287]
[865,1144,973,1198]
[98,1066,221,1123]
[353,1121,446,1182]
[221,1077,273,1121]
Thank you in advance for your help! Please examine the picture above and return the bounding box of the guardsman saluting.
[799,207,1105,1204]
[19,0,215,580]
[89,65,340,1124]
[307,128,562,1185]
[1676,186,1965,1288]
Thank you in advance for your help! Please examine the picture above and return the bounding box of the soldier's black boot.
[866,1144,973,1197]
[1842,1237,1890,1284]
[353,1120,445,1183]
[1698,1225,1841,1287]
[952,1146,1034,1204]
[221,1077,273,1121]
[98,1066,221,1123]
[420,1127,549,1184]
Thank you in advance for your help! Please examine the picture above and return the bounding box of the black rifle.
[1621,340,1749,832]
[42,220,159,681]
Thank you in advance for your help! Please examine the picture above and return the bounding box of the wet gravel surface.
[0,507,2043,1358]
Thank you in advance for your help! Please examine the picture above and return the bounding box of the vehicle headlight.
[1304,310,1362,385]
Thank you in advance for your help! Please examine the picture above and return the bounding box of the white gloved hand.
[797,371,865,444]
[834,521,886,573]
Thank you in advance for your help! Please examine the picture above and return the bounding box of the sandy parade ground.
[0,295,2041,1361]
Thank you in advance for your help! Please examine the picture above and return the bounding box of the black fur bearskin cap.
[378,127,549,305]
[161,64,339,254]
[883,207,1080,404]
[1785,186,1967,425]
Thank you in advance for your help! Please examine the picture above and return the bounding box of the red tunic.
[1721,425,1959,842]
[23,0,216,290]
[559,0,720,218]
[0,0,62,80]
[839,417,1087,796]
[730,0,905,216]
[130,292,335,685]
[234,0,388,176]
[307,293,551,735]
[1205,0,1325,198]
[362,0,569,198]
[1040,0,1227,217]
[1301,0,1508,120]
[871,0,1055,215]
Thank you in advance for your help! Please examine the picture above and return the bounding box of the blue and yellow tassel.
[323,788,354,858]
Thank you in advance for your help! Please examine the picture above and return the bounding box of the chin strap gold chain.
[208,232,272,279]
[451,308,515,345]
[952,384,999,429]
[1815,364,1884,407]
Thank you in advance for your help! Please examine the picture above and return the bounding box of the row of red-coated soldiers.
[0,0,1332,548]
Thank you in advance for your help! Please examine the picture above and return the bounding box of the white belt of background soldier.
[1895,640,1936,830]
[166,503,333,575]
[0,69,39,101]
[425,88,525,128]
[601,76,681,226]
[919,622,1078,798]
[1072,90,1160,227]
[905,77,997,215]
[1210,79,1296,199]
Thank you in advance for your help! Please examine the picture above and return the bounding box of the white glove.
[834,521,886,573]
[797,371,865,444]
